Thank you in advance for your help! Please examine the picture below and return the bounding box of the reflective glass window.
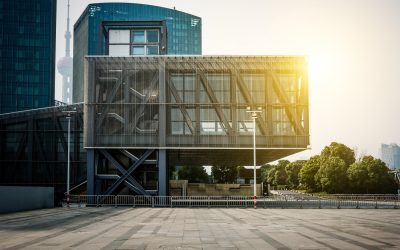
[147,45,159,55]
[132,31,145,43]
[132,46,145,55]
[147,30,159,43]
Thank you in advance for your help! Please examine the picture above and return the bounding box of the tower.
[0,0,56,113]
[57,0,73,104]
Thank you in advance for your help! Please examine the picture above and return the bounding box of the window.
[146,30,159,43]
[132,46,145,55]
[107,29,160,56]
[132,31,145,43]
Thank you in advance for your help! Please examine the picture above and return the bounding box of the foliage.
[315,156,348,193]
[285,160,306,188]
[299,155,321,192]
[267,167,277,185]
[178,166,209,183]
[321,142,356,167]
[260,164,275,183]
[212,166,238,183]
[274,160,289,185]
[347,155,397,194]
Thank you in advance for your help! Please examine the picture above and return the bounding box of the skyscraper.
[73,3,202,103]
[57,0,72,104]
[0,0,57,113]
[381,143,400,170]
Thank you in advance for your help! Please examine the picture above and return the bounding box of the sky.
[55,0,400,162]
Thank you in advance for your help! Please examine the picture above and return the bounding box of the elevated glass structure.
[85,56,309,196]
[0,0,56,113]
[73,3,202,103]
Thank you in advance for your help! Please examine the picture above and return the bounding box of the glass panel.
[109,45,130,56]
[146,30,159,43]
[109,29,130,43]
[146,45,159,55]
[132,46,145,55]
[132,31,145,43]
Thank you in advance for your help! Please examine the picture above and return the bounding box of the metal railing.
[63,195,399,209]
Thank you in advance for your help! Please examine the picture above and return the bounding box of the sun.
[306,50,337,83]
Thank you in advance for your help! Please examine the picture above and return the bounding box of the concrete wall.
[0,186,54,214]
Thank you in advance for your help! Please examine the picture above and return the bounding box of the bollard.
[208,196,210,209]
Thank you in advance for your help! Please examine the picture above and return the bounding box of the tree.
[315,156,348,193]
[274,160,289,186]
[285,160,306,188]
[321,142,356,167]
[348,155,397,194]
[267,167,277,186]
[212,166,238,183]
[178,166,209,183]
[299,155,321,192]
[347,161,369,193]
[260,164,274,183]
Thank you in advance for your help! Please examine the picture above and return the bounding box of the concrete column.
[158,150,167,196]
[86,149,95,195]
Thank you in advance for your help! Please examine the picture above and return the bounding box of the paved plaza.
[0,207,399,249]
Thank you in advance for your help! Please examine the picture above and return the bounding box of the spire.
[65,0,71,57]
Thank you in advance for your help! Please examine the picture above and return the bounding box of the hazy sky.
[55,0,400,161]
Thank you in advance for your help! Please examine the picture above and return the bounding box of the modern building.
[85,55,309,196]
[381,143,400,170]
[57,0,73,104]
[0,3,309,202]
[0,0,57,113]
[73,3,202,103]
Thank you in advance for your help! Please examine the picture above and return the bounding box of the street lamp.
[246,106,262,208]
[63,110,76,205]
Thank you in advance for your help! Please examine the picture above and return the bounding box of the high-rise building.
[381,143,400,170]
[0,0,57,113]
[57,0,73,104]
[73,3,202,103]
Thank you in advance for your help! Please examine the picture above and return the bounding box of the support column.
[87,149,95,195]
[158,150,167,196]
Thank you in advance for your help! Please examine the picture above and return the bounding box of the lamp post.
[246,106,262,208]
[63,110,76,206]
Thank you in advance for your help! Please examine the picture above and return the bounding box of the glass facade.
[0,104,86,202]
[0,0,56,114]
[73,3,202,103]
[84,56,309,165]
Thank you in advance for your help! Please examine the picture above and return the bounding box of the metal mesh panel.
[85,56,309,150]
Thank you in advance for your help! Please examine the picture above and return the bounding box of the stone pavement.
[0,207,399,249]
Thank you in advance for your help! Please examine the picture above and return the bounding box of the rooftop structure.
[73,3,202,103]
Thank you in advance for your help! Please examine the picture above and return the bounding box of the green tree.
[315,156,348,193]
[267,167,277,186]
[285,160,306,188]
[348,155,397,194]
[299,155,321,192]
[347,161,369,193]
[321,142,356,167]
[260,164,274,183]
[274,160,289,185]
[178,166,209,183]
[212,166,238,183]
